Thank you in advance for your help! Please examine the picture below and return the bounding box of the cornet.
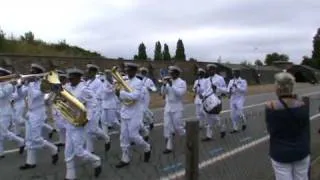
[158,76,172,85]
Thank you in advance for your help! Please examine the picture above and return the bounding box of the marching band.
[0,62,248,179]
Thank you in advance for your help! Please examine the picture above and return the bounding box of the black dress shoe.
[55,143,65,147]
[130,142,135,146]
[242,125,247,131]
[94,165,102,177]
[19,146,25,154]
[115,161,129,168]
[143,136,149,142]
[52,154,59,165]
[162,149,172,154]
[144,147,152,162]
[19,164,36,170]
[201,137,213,142]
[220,132,226,138]
[0,155,4,159]
[105,142,111,152]
[230,130,239,134]
[48,131,54,139]
[149,123,154,130]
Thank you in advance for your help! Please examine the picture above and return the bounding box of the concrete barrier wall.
[0,54,279,85]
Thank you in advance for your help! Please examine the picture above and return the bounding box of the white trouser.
[195,103,206,127]
[12,104,26,135]
[43,123,54,133]
[64,124,101,179]
[271,155,310,180]
[85,109,110,152]
[25,109,57,165]
[230,97,246,131]
[0,115,25,156]
[101,109,119,129]
[204,113,226,138]
[120,114,150,163]
[163,111,185,150]
[143,108,154,125]
[54,114,66,144]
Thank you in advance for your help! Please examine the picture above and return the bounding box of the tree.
[0,28,5,51]
[136,42,147,60]
[189,58,197,62]
[240,60,252,66]
[254,59,263,66]
[312,28,320,66]
[264,52,289,65]
[154,41,162,61]
[162,43,171,61]
[20,31,35,43]
[174,39,186,61]
[301,56,316,67]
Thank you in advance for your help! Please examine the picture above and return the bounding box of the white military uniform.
[98,78,120,134]
[227,77,247,131]
[64,81,101,180]
[84,77,110,152]
[18,79,58,166]
[118,76,151,163]
[161,77,187,151]
[0,82,25,157]
[192,77,206,128]
[11,85,27,136]
[201,73,228,139]
[141,76,157,127]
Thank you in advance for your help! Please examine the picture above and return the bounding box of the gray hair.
[274,72,295,95]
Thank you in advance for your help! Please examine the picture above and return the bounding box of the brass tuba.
[111,66,135,106]
[41,71,88,127]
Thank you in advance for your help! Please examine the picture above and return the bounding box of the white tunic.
[161,78,187,113]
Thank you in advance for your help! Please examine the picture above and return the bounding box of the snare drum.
[202,93,222,114]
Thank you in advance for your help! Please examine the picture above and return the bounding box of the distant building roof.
[220,63,249,70]
[272,61,293,65]
[257,66,282,71]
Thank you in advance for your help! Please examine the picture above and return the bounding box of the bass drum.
[202,93,222,114]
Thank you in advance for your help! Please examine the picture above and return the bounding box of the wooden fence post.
[185,119,199,180]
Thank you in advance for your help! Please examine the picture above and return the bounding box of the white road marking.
[159,113,320,180]
[4,91,320,155]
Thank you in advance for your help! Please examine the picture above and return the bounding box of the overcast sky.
[0,0,319,63]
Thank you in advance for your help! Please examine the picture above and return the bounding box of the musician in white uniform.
[201,64,228,141]
[51,70,68,147]
[115,62,151,168]
[139,67,157,130]
[192,68,207,128]
[227,69,247,133]
[63,68,102,180]
[161,66,187,154]
[0,67,25,159]
[85,64,110,153]
[19,63,58,170]
[99,69,120,135]
[11,84,27,136]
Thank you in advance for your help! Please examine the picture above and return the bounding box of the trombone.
[0,72,48,84]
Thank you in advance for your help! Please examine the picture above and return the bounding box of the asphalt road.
[1,84,320,180]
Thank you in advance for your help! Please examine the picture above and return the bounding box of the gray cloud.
[1,0,319,63]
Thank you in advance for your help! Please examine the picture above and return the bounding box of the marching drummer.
[192,68,207,128]
[200,64,228,141]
